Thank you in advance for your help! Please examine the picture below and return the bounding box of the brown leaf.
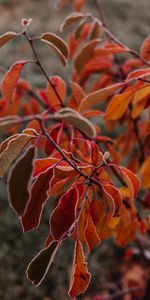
[26,241,60,286]
[41,33,69,66]
[55,107,96,137]
[8,146,36,216]
[0,31,17,48]
[0,132,36,177]
[60,12,85,31]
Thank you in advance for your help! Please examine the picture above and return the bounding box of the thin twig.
[23,30,64,108]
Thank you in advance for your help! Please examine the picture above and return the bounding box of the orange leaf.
[79,82,124,111]
[140,35,150,61]
[140,156,150,189]
[46,76,66,110]
[74,39,101,74]
[95,44,129,56]
[69,240,91,299]
[67,81,85,110]
[105,91,133,120]
[1,61,26,102]
[84,214,100,253]
[0,31,17,47]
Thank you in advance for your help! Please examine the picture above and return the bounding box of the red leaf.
[69,240,91,299]
[50,184,79,240]
[127,68,150,80]
[46,76,66,110]
[1,61,26,102]
[21,168,53,232]
[45,123,63,155]
[90,142,103,167]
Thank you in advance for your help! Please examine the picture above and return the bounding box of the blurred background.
[0,0,150,299]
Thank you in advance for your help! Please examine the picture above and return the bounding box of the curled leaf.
[55,107,96,137]
[69,240,91,299]
[0,31,17,48]
[0,132,36,177]
[60,12,85,31]
[40,33,69,66]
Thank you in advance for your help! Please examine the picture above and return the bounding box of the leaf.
[74,0,87,11]
[46,76,66,110]
[140,156,150,189]
[95,44,129,56]
[0,132,36,177]
[105,91,133,120]
[1,61,26,102]
[69,240,91,299]
[91,142,103,167]
[67,81,85,110]
[60,12,85,31]
[79,82,124,111]
[112,165,141,198]
[50,185,79,240]
[102,183,122,216]
[84,214,100,253]
[127,68,150,80]
[8,146,36,217]
[26,241,60,286]
[33,158,60,177]
[55,107,96,138]
[45,123,63,155]
[0,31,17,48]
[40,33,69,66]
[21,168,53,232]
[121,166,141,198]
[74,39,101,74]
[140,35,150,61]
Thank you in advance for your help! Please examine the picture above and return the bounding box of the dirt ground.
[0,1,150,299]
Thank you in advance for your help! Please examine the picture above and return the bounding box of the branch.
[23,31,64,108]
